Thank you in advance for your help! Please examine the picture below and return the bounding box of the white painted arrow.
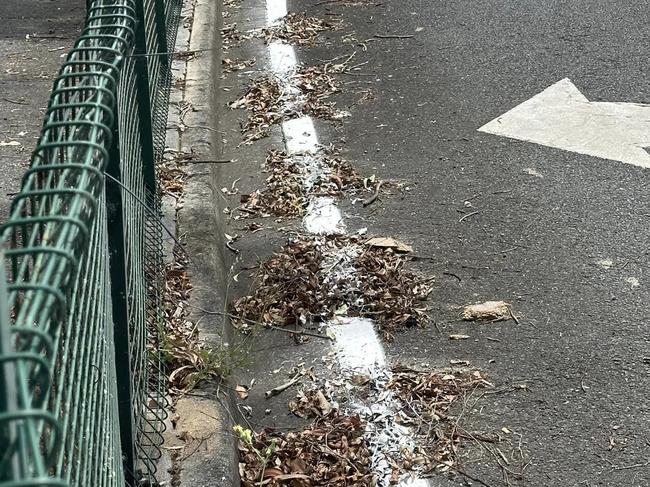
[479,78,650,168]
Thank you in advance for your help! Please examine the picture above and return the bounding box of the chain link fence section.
[0,0,182,485]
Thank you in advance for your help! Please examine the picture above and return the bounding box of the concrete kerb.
[173,0,239,485]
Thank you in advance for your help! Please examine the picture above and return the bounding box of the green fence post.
[106,126,137,486]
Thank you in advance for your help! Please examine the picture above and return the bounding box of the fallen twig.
[362,180,383,207]
[458,210,479,223]
[374,34,414,39]
[265,373,302,398]
[194,308,334,341]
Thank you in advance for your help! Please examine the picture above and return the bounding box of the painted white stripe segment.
[479,78,650,168]
[329,317,386,373]
[268,41,297,76]
[282,117,319,154]
[266,0,287,24]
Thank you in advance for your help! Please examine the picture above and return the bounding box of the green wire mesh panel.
[0,0,183,485]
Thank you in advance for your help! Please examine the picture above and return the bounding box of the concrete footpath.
[0,0,84,220]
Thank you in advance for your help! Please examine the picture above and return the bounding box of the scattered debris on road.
[229,61,352,142]
[229,76,284,142]
[365,236,413,253]
[237,149,367,218]
[387,367,493,472]
[236,414,374,487]
[232,236,432,340]
[463,300,511,322]
[261,13,338,46]
[222,57,256,72]
[288,388,333,418]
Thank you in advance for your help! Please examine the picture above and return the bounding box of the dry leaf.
[365,236,413,253]
[236,385,249,400]
[462,300,510,321]
[449,334,470,340]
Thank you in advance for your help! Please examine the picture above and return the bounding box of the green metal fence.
[0,0,182,485]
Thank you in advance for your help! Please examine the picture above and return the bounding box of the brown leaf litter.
[229,62,350,142]
[261,12,339,46]
[295,63,350,121]
[237,413,374,487]
[237,149,366,218]
[387,367,527,483]
[289,388,333,418]
[232,236,432,340]
[222,57,256,73]
[229,76,285,142]
[222,22,249,51]
[159,164,187,199]
[162,256,212,391]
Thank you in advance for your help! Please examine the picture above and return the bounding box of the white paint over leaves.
[261,5,424,485]
[626,277,640,288]
[480,78,650,168]
[398,479,433,487]
[303,197,346,235]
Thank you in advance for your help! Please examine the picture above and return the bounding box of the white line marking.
[480,78,650,168]
[282,116,319,154]
[303,197,346,235]
[268,41,296,76]
[329,317,386,373]
[265,0,287,24]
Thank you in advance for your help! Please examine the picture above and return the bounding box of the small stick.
[458,210,479,223]
[509,308,520,325]
[265,373,301,398]
[363,180,383,207]
[2,98,28,105]
[374,34,414,39]
[443,271,462,282]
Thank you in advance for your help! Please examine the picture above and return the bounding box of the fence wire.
[0,0,182,485]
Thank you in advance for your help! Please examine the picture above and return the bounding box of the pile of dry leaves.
[229,76,285,142]
[230,62,349,141]
[159,164,187,199]
[296,63,349,120]
[237,414,374,487]
[387,367,494,472]
[289,388,334,419]
[261,13,338,46]
[232,236,432,339]
[161,254,230,391]
[162,256,199,388]
[239,149,364,218]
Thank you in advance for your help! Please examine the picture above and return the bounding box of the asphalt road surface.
[291,1,650,485]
